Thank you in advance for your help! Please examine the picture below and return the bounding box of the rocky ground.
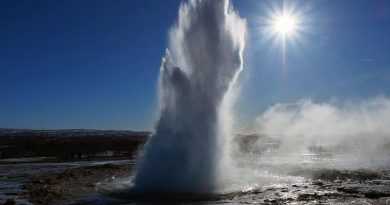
[254,168,390,204]
[20,164,134,205]
[2,163,389,205]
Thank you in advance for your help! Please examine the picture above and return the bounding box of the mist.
[252,97,390,159]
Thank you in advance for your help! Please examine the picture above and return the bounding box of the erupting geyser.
[132,0,246,193]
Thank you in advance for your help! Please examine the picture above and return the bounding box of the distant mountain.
[0,128,150,137]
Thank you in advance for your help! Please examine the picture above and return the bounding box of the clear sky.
[1,0,389,131]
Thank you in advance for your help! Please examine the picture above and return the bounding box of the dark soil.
[0,129,148,163]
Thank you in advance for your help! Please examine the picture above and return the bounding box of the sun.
[259,3,306,71]
[272,14,298,36]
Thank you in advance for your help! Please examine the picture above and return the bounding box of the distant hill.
[0,128,150,137]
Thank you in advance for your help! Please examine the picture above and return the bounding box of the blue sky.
[0,0,389,130]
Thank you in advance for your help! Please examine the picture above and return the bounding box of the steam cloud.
[132,0,246,193]
[255,97,390,156]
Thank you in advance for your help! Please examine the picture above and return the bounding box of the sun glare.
[273,14,297,36]
[264,8,303,71]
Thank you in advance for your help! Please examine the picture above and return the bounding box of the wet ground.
[1,154,390,205]
[0,160,134,205]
